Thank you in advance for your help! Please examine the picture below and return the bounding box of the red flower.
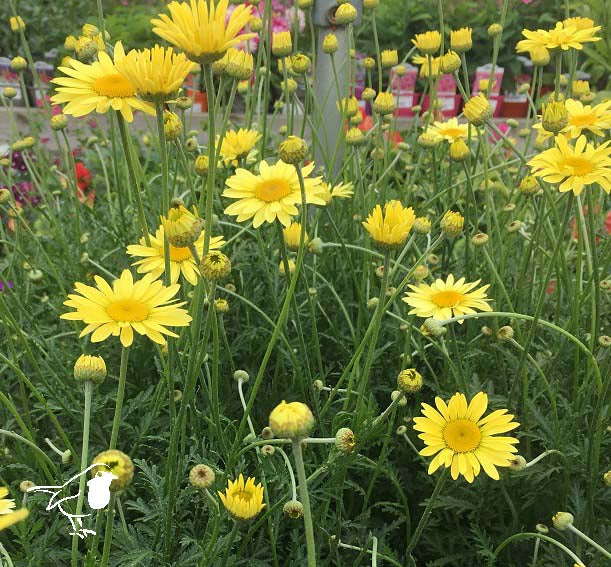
[75,162,91,191]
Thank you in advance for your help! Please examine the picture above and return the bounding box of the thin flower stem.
[336,540,402,567]
[71,381,93,566]
[109,346,130,450]
[292,439,316,567]
[488,533,584,566]
[220,522,240,567]
[276,447,298,501]
[405,469,449,555]
[202,64,217,255]
[99,493,117,567]
[567,524,611,559]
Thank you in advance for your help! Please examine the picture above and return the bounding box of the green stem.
[109,346,130,450]
[220,522,240,567]
[568,524,611,560]
[99,493,117,567]
[292,440,316,567]
[488,533,584,566]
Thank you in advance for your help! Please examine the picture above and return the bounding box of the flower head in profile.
[413,55,441,79]
[362,201,415,250]
[429,118,470,143]
[116,45,194,103]
[403,274,492,322]
[127,226,225,285]
[219,474,265,521]
[151,0,255,64]
[0,487,27,532]
[51,42,154,122]
[412,30,441,54]
[528,135,611,195]
[60,270,192,347]
[413,392,519,482]
[545,20,600,50]
[316,181,354,205]
[222,160,324,228]
[563,99,611,138]
[218,129,261,166]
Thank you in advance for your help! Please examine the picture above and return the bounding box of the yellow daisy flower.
[402,274,492,321]
[218,128,261,166]
[412,55,441,79]
[50,42,153,122]
[219,474,265,521]
[564,99,611,138]
[563,17,596,31]
[362,200,416,250]
[127,226,225,285]
[151,0,255,64]
[528,135,611,195]
[413,392,520,482]
[516,28,549,54]
[60,270,192,347]
[116,45,195,103]
[428,117,471,143]
[545,21,601,50]
[222,160,325,228]
[412,30,442,55]
[0,487,16,515]
[316,181,354,205]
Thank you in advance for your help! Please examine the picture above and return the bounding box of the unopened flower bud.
[397,368,423,393]
[552,512,574,530]
[261,426,274,440]
[509,455,527,471]
[189,464,215,489]
[391,390,407,406]
[283,500,304,519]
[278,135,308,164]
[335,428,356,453]
[233,369,250,383]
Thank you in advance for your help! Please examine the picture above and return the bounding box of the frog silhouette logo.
[27,464,117,538]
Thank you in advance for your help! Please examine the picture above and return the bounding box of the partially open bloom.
[223,160,324,228]
[380,49,398,68]
[412,30,441,55]
[403,274,492,321]
[127,226,224,285]
[439,50,461,74]
[545,21,600,50]
[429,118,470,143]
[0,487,27,532]
[269,400,315,438]
[9,16,25,32]
[440,210,464,236]
[334,3,358,25]
[272,31,292,57]
[373,92,395,115]
[541,100,568,134]
[51,42,154,122]
[463,93,492,126]
[151,0,254,64]
[362,201,415,250]
[316,181,354,205]
[61,270,191,346]
[450,27,472,52]
[413,392,519,481]
[283,222,308,251]
[224,48,254,80]
[528,135,611,195]
[117,45,194,103]
[563,99,611,138]
[219,475,265,521]
[73,354,107,384]
[218,129,261,166]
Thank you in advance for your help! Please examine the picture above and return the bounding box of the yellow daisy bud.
[82,23,100,38]
[363,0,379,8]
[272,31,292,57]
[463,93,492,126]
[249,16,263,33]
[279,258,295,276]
[449,138,470,162]
[417,132,440,149]
[440,50,461,74]
[338,95,359,117]
[363,57,376,70]
[269,400,315,438]
[194,154,209,176]
[412,30,441,55]
[552,512,574,530]
[322,33,339,54]
[373,92,395,115]
[397,368,423,393]
[0,188,11,204]
[412,217,432,235]
[214,298,229,313]
[603,471,611,486]
[163,111,183,141]
[381,49,398,68]
[189,464,215,489]
[519,175,539,195]
[283,500,304,519]
[278,135,309,164]
[335,428,356,453]
[487,23,503,37]
[10,56,27,71]
[572,80,589,96]
[450,27,472,52]
[440,210,464,237]
[75,36,99,63]
[283,222,308,251]
[64,35,77,51]
[10,16,25,33]
[420,317,447,337]
[91,450,134,492]
[334,3,358,25]
[73,354,107,385]
[345,127,365,146]
[541,100,568,134]
[291,53,311,75]
[225,48,254,80]
[200,251,231,281]
[361,87,376,102]
[2,87,17,100]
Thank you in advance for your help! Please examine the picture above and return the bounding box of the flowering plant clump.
[0,2,608,567]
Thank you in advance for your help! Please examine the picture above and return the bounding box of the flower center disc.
[107,299,149,322]
[441,127,463,139]
[560,157,593,176]
[235,490,253,502]
[432,290,464,308]
[93,73,135,98]
[255,179,291,202]
[168,245,192,262]
[443,419,482,453]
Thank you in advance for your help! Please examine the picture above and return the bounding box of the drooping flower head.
[219,474,265,521]
[413,392,519,482]
[60,270,192,347]
[528,135,611,196]
[402,274,492,321]
[151,0,255,64]
[50,42,154,122]
[222,160,324,227]
[127,226,225,285]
